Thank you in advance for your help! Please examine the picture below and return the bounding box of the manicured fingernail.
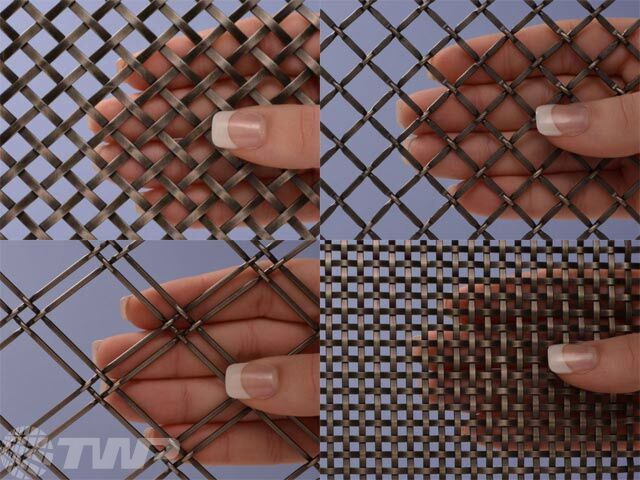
[120,295,131,320]
[92,340,102,362]
[536,103,589,137]
[211,111,266,149]
[548,343,599,374]
[225,362,278,400]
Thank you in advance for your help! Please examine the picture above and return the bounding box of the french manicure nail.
[536,103,589,137]
[548,343,599,374]
[120,295,131,320]
[225,362,278,400]
[211,111,266,149]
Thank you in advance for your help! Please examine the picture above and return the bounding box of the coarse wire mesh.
[0,240,319,479]
[321,240,639,478]
[1,0,319,240]
[320,0,640,240]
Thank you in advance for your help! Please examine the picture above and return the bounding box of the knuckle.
[256,280,274,319]
[296,106,320,156]
[617,93,640,133]
[306,355,320,406]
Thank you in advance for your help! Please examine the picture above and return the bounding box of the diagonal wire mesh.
[1,0,319,240]
[0,240,319,479]
[320,0,640,240]
[321,240,640,478]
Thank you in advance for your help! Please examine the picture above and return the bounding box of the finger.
[396,75,621,134]
[88,77,318,141]
[93,319,317,380]
[441,268,639,320]
[118,12,320,90]
[120,258,319,330]
[450,168,639,219]
[402,129,624,179]
[146,418,319,465]
[104,377,251,425]
[211,105,319,169]
[139,178,318,229]
[548,333,640,393]
[536,92,640,157]
[225,353,319,417]
[94,138,283,188]
[430,18,639,84]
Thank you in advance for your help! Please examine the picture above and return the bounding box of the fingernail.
[225,362,278,400]
[548,343,599,374]
[211,111,266,149]
[92,340,103,362]
[536,103,589,137]
[120,295,131,320]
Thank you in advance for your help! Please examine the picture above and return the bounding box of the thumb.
[211,105,319,169]
[225,353,319,417]
[548,333,640,393]
[536,92,640,157]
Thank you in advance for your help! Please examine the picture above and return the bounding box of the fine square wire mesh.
[321,240,640,479]
[0,240,319,479]
[1,0,319,240]
[320,0,640,240]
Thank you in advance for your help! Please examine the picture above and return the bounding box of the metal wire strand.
[0,240,320,480]
[321,240,639,478]
[320,0,640,240]
[0,0,320,240]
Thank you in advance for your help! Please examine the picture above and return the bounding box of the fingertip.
[92,339,103,365]
[120,295,131,321]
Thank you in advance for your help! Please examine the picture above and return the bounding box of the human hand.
[88,13,319,228]
[397,19,639,220]
[93,258,319,465]
[415,267,639,450]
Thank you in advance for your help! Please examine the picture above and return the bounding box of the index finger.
[120,258,319,329]
[118,12,320,90]
[431,18,639,84]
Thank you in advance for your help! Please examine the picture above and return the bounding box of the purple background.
[0,240,318,479]
[1,0,319,240]
[321,0,640,239]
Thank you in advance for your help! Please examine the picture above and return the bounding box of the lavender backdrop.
[1,0,319,240]
[320,0,640,239]
[0,241,318,479]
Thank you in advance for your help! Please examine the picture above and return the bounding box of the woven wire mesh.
[0,240,319,479]
[321,240,640,478]
[320,0,640,240]
[1,0,319,240]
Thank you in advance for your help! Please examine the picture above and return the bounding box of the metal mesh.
[321,240,639,478]
[320,0,640,240]
[1,0,319,240]
[0,240,319,479]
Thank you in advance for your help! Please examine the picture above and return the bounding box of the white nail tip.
[211,111,238,149]
[547,344,572,374]
[536,105,562,137]
[225,363,250,399]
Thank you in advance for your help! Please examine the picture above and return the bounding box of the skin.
[87,13,320,228]
[397,18,640,220]
[93,259,320,465]
[415,269,640,451]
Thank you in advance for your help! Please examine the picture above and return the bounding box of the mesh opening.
[320,0,640,239]
[0,240,320,479]
[1,0,320,240]
[321,240,639,478]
